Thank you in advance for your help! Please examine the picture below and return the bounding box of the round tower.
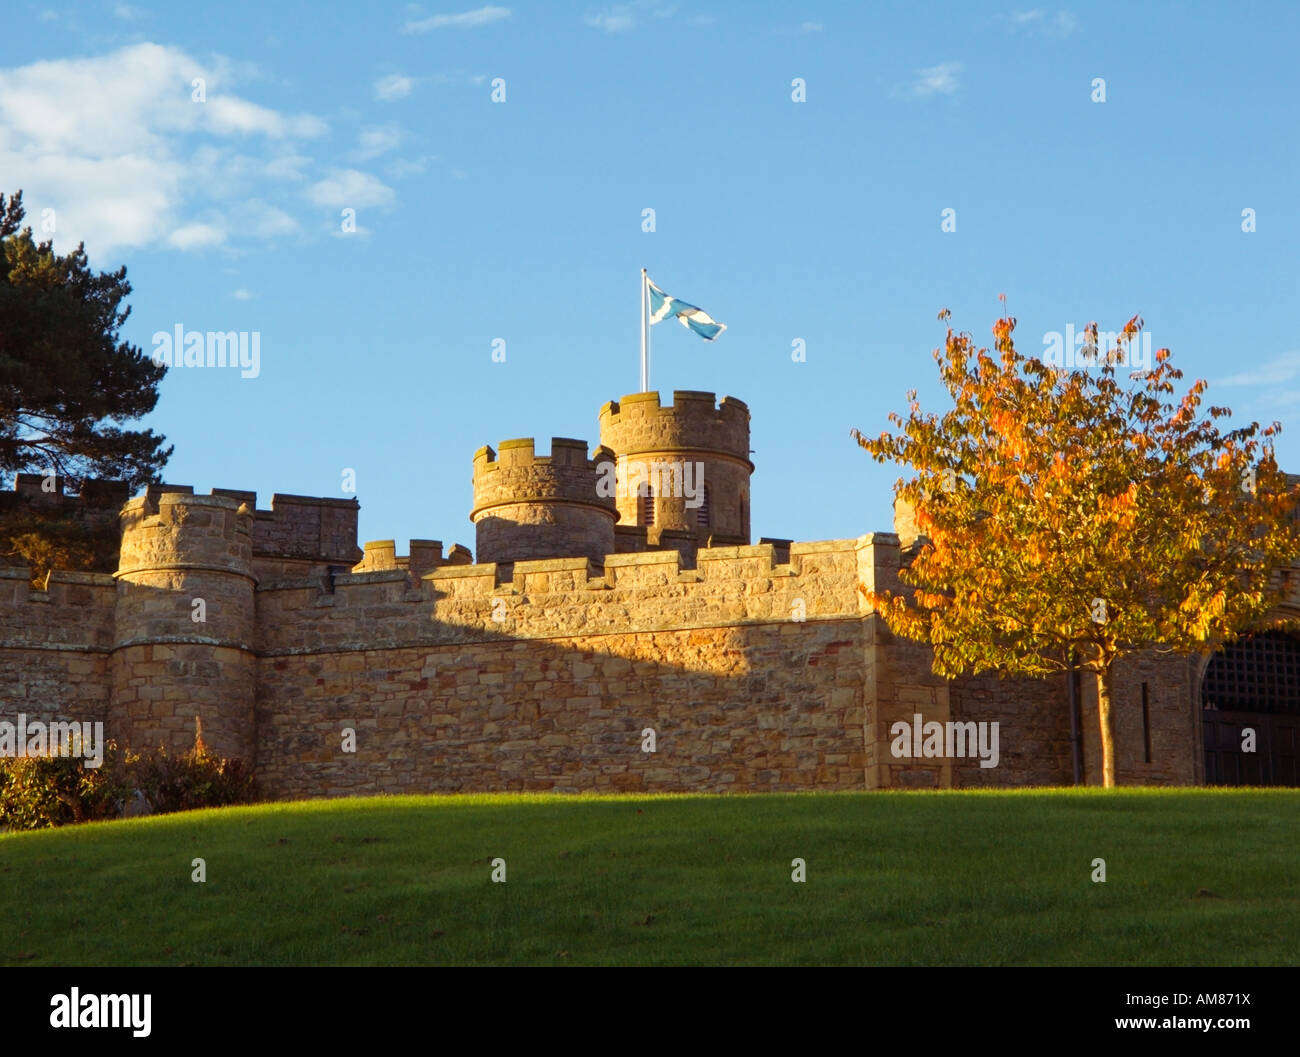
[598,391,752,547]
[470,437,618,565]
[111,490,257,762]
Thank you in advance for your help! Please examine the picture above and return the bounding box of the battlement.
[350,536,879,599]
[0,564,117,602]
[473,437,602,472]
[471,437,618,565]
[252,535,896,656]
[249,493,361,565]
[354,538,473,578]
[119,485,361,568]
[118,490,254,580]
[598,390,749,425]
[596,392,753,547]
[598,391,751,464]
[471,436,617,516]
[4,473,131,506]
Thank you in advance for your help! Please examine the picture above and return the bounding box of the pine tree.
[0,188,171,489]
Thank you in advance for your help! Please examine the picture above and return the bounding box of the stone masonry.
[0,390,1251,798]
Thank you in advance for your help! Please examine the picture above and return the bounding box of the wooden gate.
[1203,709,1300,786]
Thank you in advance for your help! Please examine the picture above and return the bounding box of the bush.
[0,730,256,830]
[0,739,133,829]
[131,739,255,815]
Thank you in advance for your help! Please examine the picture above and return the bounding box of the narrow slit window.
[697,485,711,527]
[1141,682,1152,763]
[638,485,655,526]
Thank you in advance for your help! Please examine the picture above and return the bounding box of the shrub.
[0,739,132,830]
[0,728,256,830]
[131,739,256,815]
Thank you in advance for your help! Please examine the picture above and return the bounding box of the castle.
[2,390,1296,797]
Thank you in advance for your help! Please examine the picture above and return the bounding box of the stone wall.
[249,538,876,795]
[0,478,1213,796]
[0,568,116,733]
[1081,650,1202,786]
[253,621,868,799]
[949,671,1074,788]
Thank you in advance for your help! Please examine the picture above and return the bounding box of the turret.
[470,438,618,565]
[598,391,752,551]
[111,488,256,761]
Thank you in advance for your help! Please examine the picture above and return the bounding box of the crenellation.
[251,493,361,570]
[0,477,129,559]
[0,390,1241,797]
[472,435,618,566]
[2,474,132,510]
[598,391,752,550]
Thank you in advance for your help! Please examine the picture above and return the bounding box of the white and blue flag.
[646,277,727,341]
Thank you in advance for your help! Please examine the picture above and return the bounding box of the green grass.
[1,788,1296,966]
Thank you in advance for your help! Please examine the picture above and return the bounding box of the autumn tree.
[852,305,1300,787]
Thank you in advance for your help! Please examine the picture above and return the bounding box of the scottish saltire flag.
[646,277,727,341]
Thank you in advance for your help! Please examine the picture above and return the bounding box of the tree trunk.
[1097,664,1116,788]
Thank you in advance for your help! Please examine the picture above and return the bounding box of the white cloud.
[114,4,145,20]
[168,222,225,250]
[583,1,677,32]
[233,288,255,300]
[1217,350,1300,387]
[374,73,414,100]
[385,154,465,181]
[585,6,637,31]
[909,61,962,97]
[1211,350,1300,417]
[800,22,823,33]
[353,125,404,161]
[387,155,434,178]
[305,168,395,209]
[403,5,510,33]
[0,42,330,258]
[373,71,487,97]
[1003,9,1078,36]
[262,152,312,181]
[206,96,327,138]
[228,198,300,238]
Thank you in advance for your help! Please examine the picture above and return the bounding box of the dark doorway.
[1202,630,1300,786]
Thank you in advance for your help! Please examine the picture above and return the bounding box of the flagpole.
[640,268,648,392]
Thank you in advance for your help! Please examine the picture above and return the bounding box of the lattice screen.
[1202,630,1300,714]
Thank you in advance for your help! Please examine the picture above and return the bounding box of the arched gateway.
[1202,630,1300,785]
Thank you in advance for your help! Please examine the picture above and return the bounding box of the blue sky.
[3,1,1298,553]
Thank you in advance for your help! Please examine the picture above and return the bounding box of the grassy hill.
[2,788,1296,966]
